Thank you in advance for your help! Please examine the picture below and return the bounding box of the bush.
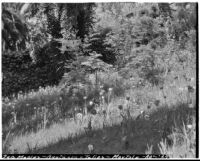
[2,40,67,97]
[2,50,40,97]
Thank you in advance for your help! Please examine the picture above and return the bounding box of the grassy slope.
[3,67,196,158]
[31,103,196,156]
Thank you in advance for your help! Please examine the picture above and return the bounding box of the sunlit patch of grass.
[6,108,123,154]
[8,119,87,153]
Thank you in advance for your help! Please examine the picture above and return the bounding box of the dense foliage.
[2,3,197,97]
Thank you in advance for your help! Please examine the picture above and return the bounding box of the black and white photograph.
[1,1,198,158]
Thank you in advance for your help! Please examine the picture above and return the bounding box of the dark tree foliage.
[2,3,29,51]
[34,40,66,83]
[76,3,96,40]
[2,42,68,97]
[2,51,38,97]
[84,28,117,64]
[2,2,197,96]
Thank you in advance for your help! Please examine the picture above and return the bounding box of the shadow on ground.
[26,102,196,154]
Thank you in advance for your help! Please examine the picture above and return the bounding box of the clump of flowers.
[100,85,104,89]
[188,103,193,108]
[179,87,184,91]
[89,101,93,106]
[190,77,195,82]
[187,124,193,130]
[108,88,113,92]
[99,90,105,96]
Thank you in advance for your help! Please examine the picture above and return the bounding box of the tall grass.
[2,63,196,157]
[158,116,196,158]
[2,71,126,138]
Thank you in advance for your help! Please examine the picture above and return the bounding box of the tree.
[2,3,29,51]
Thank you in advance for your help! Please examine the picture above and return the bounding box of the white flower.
[187,124,193,129]
[102,96,105,99]
[188,103,193,108]
[89,101,93,106]
[190,77,195,82]
[99,91,104,96]
[83,96,87,100]
[88,144,94,152]
[76,113,83,120]
[140,110,144,114]
[179,87,184,91]
[108,88,113,91]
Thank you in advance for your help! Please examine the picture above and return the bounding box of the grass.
[6,102,195,156]
[2,71,126,140]
[2,66,196,158]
